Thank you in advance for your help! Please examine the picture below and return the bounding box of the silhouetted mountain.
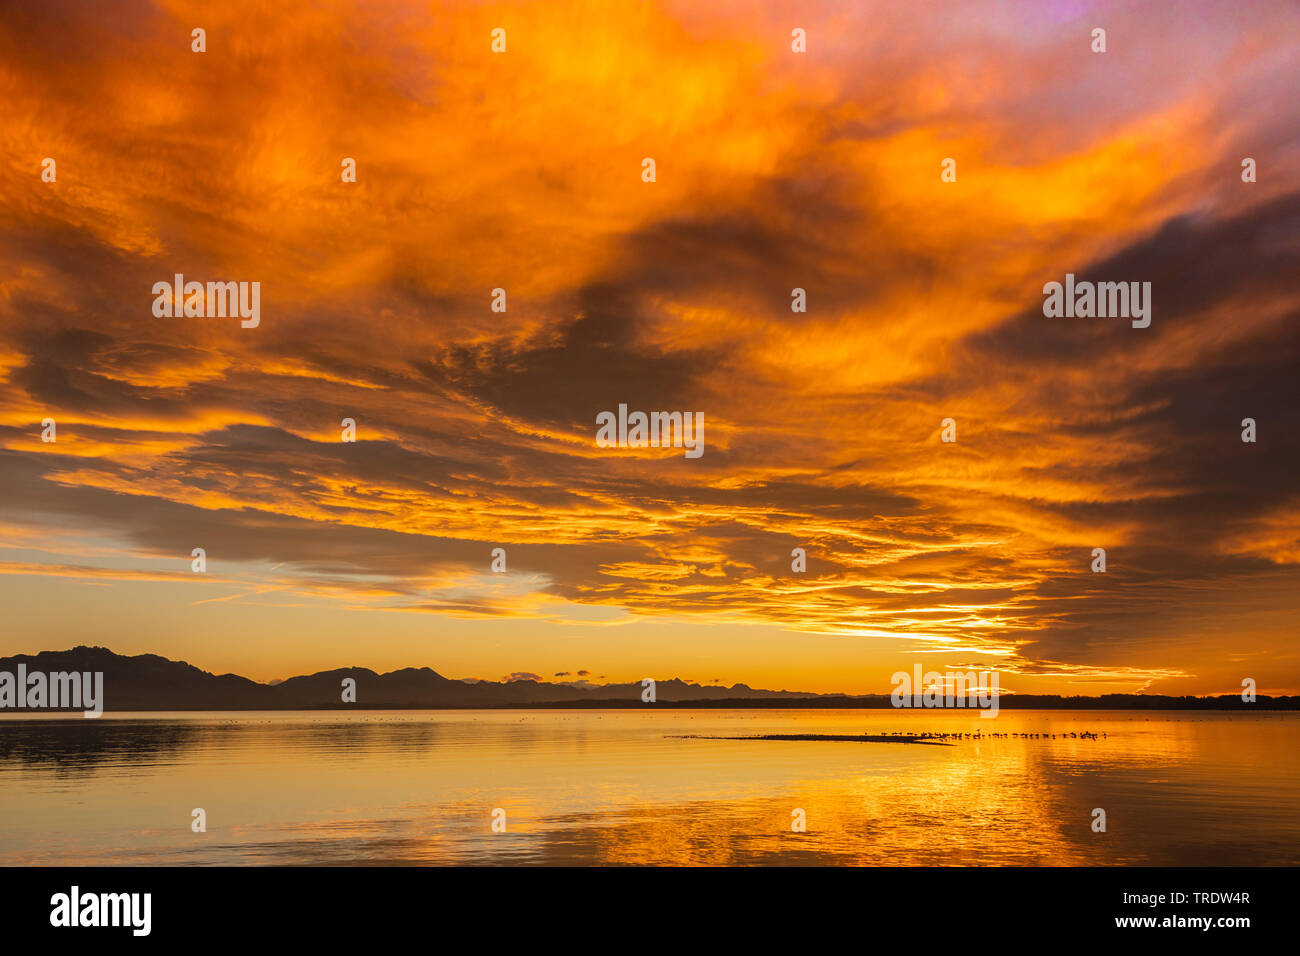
[2,647,1297,711]
[0,646,270,709]
[538,693,1300,710]
[0,647,820,711]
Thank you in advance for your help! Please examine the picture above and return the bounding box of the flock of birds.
[879,730,1105,740]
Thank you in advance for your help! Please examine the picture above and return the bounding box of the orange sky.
[1,0,1298,695]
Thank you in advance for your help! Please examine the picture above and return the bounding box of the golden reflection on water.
[1,709,1296,865]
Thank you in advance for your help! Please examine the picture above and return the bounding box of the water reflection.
[1,710,1296,865]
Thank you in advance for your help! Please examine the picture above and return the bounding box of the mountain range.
[2,647,1296,711]
[0,646,818,710]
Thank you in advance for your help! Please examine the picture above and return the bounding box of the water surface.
[1,709,1295,865]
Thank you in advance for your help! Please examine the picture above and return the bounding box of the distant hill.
[1,647,1297,711]
[0,647,820,711]
[534,693,1300,710]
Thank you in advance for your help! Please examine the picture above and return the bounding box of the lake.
[1,709,1296,865]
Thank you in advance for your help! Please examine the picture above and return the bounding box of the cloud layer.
[1,0,1298,692]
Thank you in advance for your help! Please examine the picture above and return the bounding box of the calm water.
[0,709,1296,865]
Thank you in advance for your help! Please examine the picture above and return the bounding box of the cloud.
[1,0,1298,692]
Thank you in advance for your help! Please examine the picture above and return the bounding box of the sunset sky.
[1,0,1297,695]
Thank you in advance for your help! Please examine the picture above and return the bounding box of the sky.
[0,0,1297,695]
